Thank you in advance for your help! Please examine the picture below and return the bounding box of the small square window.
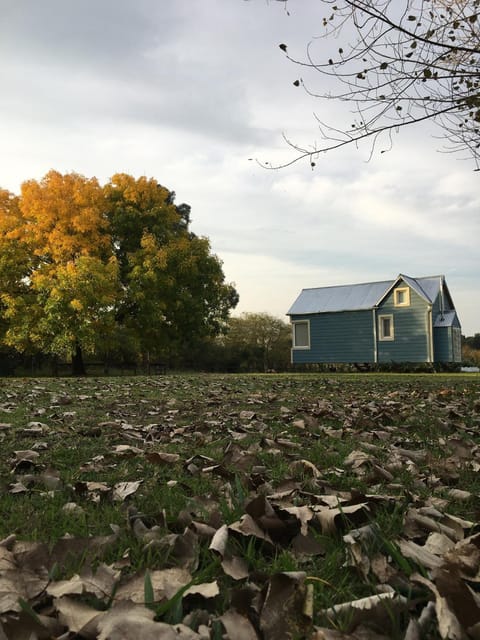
[379,315,394,341]
[292,321,310,349]
[394,287,410,307]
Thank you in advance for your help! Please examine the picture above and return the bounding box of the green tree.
[222,312,291,372]
[266,0,479,169]
[103,173,239,365]
[464,332,480,349]
[0,171,238,373]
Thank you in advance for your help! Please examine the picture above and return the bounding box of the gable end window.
[379,315,394,341]
[292,320,310,349]
[394,287,410,307]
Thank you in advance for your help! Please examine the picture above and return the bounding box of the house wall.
[291,310,374,364]
[434,320,462,363]
[434,328,454,362]
[377,285,430,362]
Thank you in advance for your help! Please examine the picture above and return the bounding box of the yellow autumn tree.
[1,171,119,373]
[0,171,238,373]
[20,170,111,261]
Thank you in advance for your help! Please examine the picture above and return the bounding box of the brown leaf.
[260,572,308,640]
[209,525,249,579]
[397,539,444,570]
[229,514,274,545]
[96,602,166,640]
[343,450,372,470]
[290,459,322,478]
[0,611,65,640]
[220,608,259,639]
[117,568,191,604]
[281,505,314,536]
[315,503,370,535]
[0,570,48,614]
[209,524,229,556]
[12,449,40,471]
[448,489,472,501]
[184,580,219,599]
[424,532,456,556]
[55,595,103,636]
[320,592,408,634]
[146,451,180,464]
[240,410,256,420]
[411,574,467,640]
[112,444,143,456]
[221,554,249,580]
[291,531,325,557]
[433,565,480,630]
[112,480,142,501]
[47,574,84,598]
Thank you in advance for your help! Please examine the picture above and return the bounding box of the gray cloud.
[0,0,478,333]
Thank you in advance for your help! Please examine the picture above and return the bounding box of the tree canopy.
[269,0,479,169]
[215,312,292,372]
[0,171,238,373]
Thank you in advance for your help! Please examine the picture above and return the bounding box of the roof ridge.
[301,278,393,292]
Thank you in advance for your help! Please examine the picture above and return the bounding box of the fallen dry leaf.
[112,480,142,501]
[220,608,259,639]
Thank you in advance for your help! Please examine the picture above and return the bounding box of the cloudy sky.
[1,0,478,335]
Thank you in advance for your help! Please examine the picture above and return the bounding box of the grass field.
[1,373,479,639]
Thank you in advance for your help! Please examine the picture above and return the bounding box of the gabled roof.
[434,311,460,328]
[287,274,445,315]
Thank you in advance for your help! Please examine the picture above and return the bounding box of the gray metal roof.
[434,311,459,328]
[287,274,444,315]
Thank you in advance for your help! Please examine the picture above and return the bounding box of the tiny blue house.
[288,274,461,365]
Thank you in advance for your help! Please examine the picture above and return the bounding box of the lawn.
[0,373,479,639]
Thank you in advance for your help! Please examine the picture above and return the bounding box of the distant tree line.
[463,333,480,366]
[192,312,293,373]
[0,312,293,376]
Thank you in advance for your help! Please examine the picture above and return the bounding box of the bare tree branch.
[265,0,480,170]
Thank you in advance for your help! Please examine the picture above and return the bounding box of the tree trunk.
[72,342,86,376]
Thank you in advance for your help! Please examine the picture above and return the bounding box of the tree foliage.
[271,0,479,169]
[0,171,238,372]
[220,312,292,372]
[463,332,480,365]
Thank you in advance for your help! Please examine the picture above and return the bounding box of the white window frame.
[292,320,310,349]
[379,314,394,341]
[394,287,410,307]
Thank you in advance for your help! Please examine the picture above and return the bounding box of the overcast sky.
[1,0,478,335]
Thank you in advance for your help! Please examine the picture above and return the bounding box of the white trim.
[372,308,378,362]
[378,314,394,341]
[427,307,434,362]
[394,287,410,307]
[375,274,431,307]
[292,319,310,349]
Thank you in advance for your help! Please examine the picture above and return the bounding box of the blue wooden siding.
[377,285,430,362]
[434,324,462,363]
[292,310,374,363]
[434,328,453,362]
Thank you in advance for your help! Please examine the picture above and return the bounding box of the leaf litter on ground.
[0,373,479,638]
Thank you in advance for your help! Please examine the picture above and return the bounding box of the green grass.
[0,372,479,636]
